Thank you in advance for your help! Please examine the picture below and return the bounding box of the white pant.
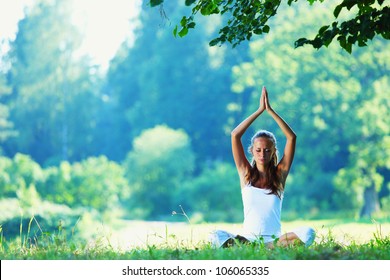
[209,226,316,248]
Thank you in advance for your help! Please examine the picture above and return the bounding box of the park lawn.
[1,219,389,260]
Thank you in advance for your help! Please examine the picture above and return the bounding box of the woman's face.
[252,137,275,166]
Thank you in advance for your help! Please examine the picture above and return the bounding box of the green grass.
[0,219,389,260]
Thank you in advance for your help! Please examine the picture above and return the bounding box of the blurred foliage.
[41,156,130,213]
[0,196,82,239]
[0,154,44,197]
[123,125,195,219]
[177,161,243,222]
[4,0,103,164]
[107,0,249,163]
[0,73,15,144]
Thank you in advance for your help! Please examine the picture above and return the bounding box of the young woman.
[210,86,315,248]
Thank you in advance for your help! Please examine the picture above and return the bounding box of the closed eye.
[256,149,271,152]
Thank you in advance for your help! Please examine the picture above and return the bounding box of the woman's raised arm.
[231,87,266,186]
[263,87,296,178]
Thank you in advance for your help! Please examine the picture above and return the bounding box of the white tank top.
[240,184,283,241]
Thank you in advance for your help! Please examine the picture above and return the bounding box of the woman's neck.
[256,165,267,173]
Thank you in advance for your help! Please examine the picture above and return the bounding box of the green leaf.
[262,25,270,33]
[345,0,357,10]
[173,25,178,37]
[358,40,367,47]
[178,27,189,37]
[221,26,230,33]
[185,0,197,5]
[312,37,323,49]
[209,38,221,47]
[149,0,164,7]
[338,35,347,49]
[318,25,330,34]
[294,38,310,48]
[322,30,332,40]
[180,16,187,27]
[211,7,220,15]
[200,6,211,16]
[334,4,343,18]
[345,43,352,53]
[253,29,263,35]
[188,22,196,29]
[339,36,352,53]
[347,35,356,44]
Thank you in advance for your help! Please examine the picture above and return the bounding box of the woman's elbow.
[288,133,297,141]
[292,134,297,141]
[231,130,242,139]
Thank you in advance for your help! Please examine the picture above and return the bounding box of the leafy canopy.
[149,0,390,53]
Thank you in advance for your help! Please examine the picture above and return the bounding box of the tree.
[150,0,390,53]
[107,0,249,163]
[123,125,195,219]
[333,77,390,218]
[41,156,130,213]
[0,153,44,198]
[176,161,243,222]
[0,73,15,147]
[5,0,101,165]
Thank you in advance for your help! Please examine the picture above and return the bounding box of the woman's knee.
[292,227,316,246]
[277,232,303,247]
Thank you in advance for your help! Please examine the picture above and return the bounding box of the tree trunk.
[359,185,380,218]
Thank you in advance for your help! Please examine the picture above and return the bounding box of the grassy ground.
[1,219,389,260]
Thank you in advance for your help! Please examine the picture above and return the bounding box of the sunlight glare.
[71,0,142,69]
[0,0,142,70]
